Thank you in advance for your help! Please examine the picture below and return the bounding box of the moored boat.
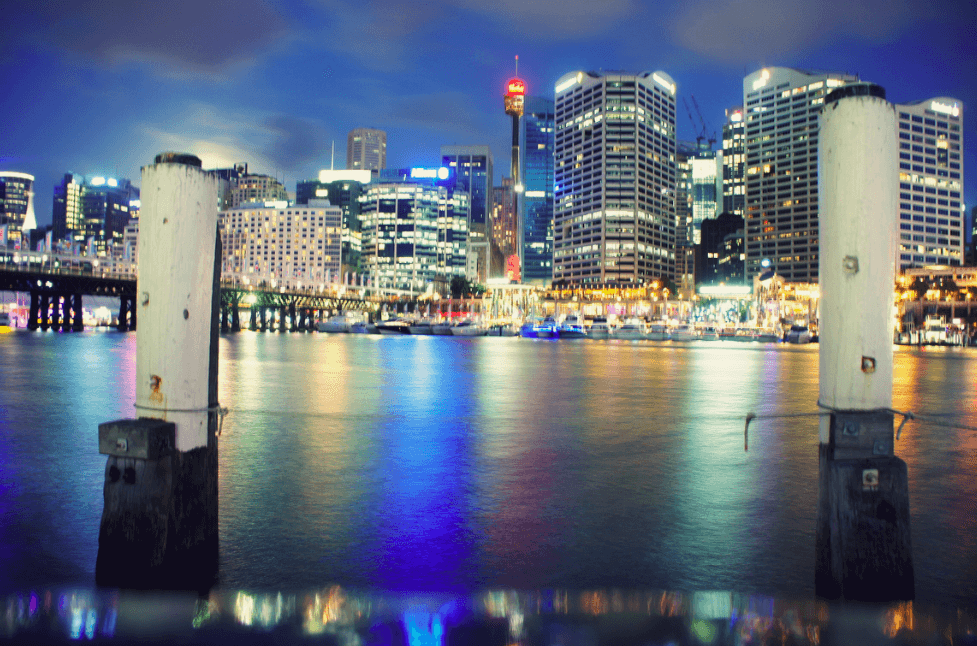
[588,317,612,339]
[432,321,455,335]
[646,323,669,341]
[615,318,647,340]
[537,316,558,338]
[669,324,698,342]
[451,320,487,336]
[785,325,812,344]
[558,314,587,339]
[697,326,720,341]
[408,319,434,335]
[376,319,412,335]
[317,313,361,333]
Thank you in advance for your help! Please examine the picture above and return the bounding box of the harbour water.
[1,331,975,607]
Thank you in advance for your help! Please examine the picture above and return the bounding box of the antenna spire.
[515,55,518,77]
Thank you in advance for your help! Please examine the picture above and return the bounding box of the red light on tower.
[504,77,525,117]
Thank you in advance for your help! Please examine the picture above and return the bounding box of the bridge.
[0,251,428,332]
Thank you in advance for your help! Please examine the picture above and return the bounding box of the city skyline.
[0,0,973,230]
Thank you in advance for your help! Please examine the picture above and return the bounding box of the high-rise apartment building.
[894,97,965,269]
[359,168,469,293]
[553,70,678,286]
[492,177,517,258]
[441,145,493,281]
[231,174,288,208]
[347,128,387,171]
[742,67,858,282]
[0,172,35,243]
[52,173,139,254]
[722,106,746,218]
[296,169,372,274]
[219,200,342,289]
[520,95,556,285]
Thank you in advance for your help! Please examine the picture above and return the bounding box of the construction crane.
[682,96,717,151]
[690,95,717,150]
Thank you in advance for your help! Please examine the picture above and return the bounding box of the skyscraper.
[894,97,965,268]
[742,67,858,282]
[441,145,493,281]
[491,177,517,258]
[520,95,555,285]
[52,173,139,254]
[721,106,746,219]
[347,128,387,171]
[360,168,469,292]
[0,172,35,247]
[553,70,678,286]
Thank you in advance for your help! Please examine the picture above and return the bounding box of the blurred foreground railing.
[3,587,975,645]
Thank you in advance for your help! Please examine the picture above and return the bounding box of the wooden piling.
[96,152,221,590]
[816,84,914,600]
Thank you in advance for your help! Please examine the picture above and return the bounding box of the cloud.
[136,104,330,177]
[452,0,636,39]
[672,0,917,63]
[385,92,486,134]
[263,115,328,170]
[9,0,291,77]
[312,0,637,71]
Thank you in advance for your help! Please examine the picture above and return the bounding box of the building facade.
[52,173,139,254]
[296,169,372,274]
[209,162,249,209]
[721,106,746,218]
[231,174,289,208]
[894,97,965,269]
[520,95,556,285]
[742,67,858,282]
[440,146,493,282]
[699,212,745,284]
[219,200,342,290]
[0,172,35,244]
[347,128,387,171]
[553,70,678,286]
[359,169,469,294]
[492,177,517,258]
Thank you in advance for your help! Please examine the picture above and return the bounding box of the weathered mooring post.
[816,84,914,601]
[95,152,221,590]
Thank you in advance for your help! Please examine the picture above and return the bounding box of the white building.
[553,70,678,286]
[742,67,858,282]
[219,200,342,290]
[895,97,965,269]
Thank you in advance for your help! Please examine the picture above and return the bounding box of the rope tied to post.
[740,402,977,451]
[133,403,230,437]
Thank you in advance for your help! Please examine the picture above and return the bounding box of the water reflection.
[6,586,977,645]
[1,333,976,606]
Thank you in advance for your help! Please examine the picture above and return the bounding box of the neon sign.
[930,100,960,117]
[409,167,450,180]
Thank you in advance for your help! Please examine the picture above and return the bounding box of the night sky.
[1,0,974,229]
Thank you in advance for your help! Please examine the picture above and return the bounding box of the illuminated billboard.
[504,77,525,117]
